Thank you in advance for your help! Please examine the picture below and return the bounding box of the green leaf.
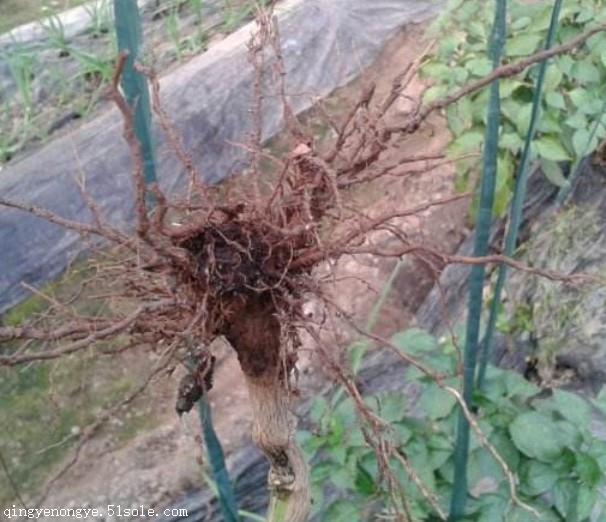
[500,132,523,154]
[310,396,328,424]
[543,67,563,90]
[557,55,575,76]
[499,79,524,98]
[331,465,355,490]
[376,392,407,423]
[553,479,576,519]
[572,61,601,84]
[511,16,531,31]
[507,34,542,56]
[324,499,362,521]
[504,371,539,399]
[354,462,376,496]
[421,62,451,80]
[552,389,592,426]
[448,129,485,156]
[575,452,601,487]
[489,430,520,471]
[593,385,606,416]
[447,97,473,135]
[501,99,533,134]
[390,328,437,355]
[572,128,599,158]
[569,88,603,115]
[555,420,582,450]
[535,137,571,162]
[392,421,413,445]
[509,412,564,461]
[419,383,457,420]
[348,340,368,374]
[566,112,588,130]
[423,85,448,104]
[577,486,598,521]
[521,460,559,496]
[509,504,560,522]
[545,91,566,110]
[540,159,568,188]
[466,57,492,76]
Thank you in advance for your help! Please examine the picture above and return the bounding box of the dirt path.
[40,23,471,517]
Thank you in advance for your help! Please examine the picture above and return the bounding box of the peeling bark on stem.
[246,376,310,522]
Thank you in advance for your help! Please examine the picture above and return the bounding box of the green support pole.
[477,0,563,391]
[448,1,507,519]
[199,398,240,522]
[114,0,157,192]
[113,3,239,520]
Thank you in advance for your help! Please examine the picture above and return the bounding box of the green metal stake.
[477,0,563,391]
[113,2,239,520]
[114,0,157,192]
[199,397,240,522]
[449,1,507,519]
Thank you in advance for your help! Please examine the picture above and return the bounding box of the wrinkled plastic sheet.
[0,0,440,312]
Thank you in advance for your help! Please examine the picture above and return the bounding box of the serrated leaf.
[509,411,564,461]
[535,137,571,162]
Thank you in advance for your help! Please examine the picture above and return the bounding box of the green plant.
[183,0,208,54]
[164,5,184,61]
[5,49,37,116]
[300,327,606,521]
[222,0,255,33]
[84,0,113,38]
[422,0,606,217]
[40,6,70,56]
[70,47,115,87]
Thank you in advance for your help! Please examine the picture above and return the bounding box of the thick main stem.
[224,293,310,521]
[246,376,310,522]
